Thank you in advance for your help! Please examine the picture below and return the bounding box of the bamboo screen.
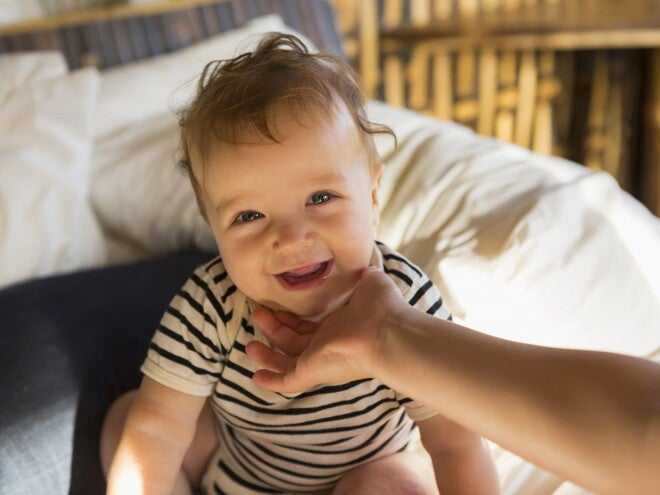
[330,0,658,213]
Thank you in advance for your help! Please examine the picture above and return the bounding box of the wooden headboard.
[0,0,344,70]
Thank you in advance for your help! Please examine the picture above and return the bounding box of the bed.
[0,1,658,494]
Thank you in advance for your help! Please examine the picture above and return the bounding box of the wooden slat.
[383,0,403,29]
[306,0,345,58]
[0,0,345,69]
[95,21,118,66]
[432,0,453,21]
[532,98,552,154]
[585,52,609,171]
[334,0,356,34]
[514,49,537,147]
[357,0,379,98]
[126,17,151,59]
[503,0,521,12]
[215,1,237,30]
[109,18,133,65]
[643,49,660,216]
[481,0,501,16]
[532,50,557,154]
[457,0,480,19]
[477,48,497,136]
[408,44,430,110]
[605,71,624,184]
[432,49,453,119]
[410,0,431,27]
[0,0,226,36]
[330,0,655,212]
[553,51,574,157]
[454,98,480,123]
[384,54,405,107]
[143,16,165,58]
[495,109,515,142]
[381,29,660,51]
[456,48,475,98]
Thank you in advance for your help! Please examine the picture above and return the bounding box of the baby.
[101,33,499,495]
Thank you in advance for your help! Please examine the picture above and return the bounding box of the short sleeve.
[377,243,451,421]
[400,275,449,421]
[141,264,227,397]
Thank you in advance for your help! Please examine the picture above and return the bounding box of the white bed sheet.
[368,100,660,357]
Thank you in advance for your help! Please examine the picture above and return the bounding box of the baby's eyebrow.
[211,184,261,216]
[213,172,349,214]
[214,195,243,215]
[304,172,348,186]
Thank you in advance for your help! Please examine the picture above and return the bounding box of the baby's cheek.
[336,242,374,276]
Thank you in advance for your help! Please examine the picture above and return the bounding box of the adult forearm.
[378,307,660,495]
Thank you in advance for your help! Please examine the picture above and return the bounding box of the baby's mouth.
[275,261,332,291]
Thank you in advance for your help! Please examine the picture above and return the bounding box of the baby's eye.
[233,210,264,224]
[308,192,334,205]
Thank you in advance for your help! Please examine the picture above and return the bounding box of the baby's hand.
[247,267,403,393]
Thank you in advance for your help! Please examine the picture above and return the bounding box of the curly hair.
[178,33,395,218]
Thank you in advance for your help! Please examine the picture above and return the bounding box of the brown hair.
[178,32,395,217]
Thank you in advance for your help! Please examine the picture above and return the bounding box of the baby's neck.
[300,291,353,322]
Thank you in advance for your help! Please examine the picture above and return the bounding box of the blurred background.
[330,0,660,218]
[1,0,658,216]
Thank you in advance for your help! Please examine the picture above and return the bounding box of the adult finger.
[252,369,305,394]
[245,341,292,373]
[252,307,281,334]
[272,311,318,334]
[252,308,298,348]
[253,308,313,356]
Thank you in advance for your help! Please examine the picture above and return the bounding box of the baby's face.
[197,104,381,317]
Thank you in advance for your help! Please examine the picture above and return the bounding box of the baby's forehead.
[190,98,378,190]
[254,98,355,140]
[205,100,361,153]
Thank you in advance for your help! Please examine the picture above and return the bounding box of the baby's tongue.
[290,264,321,275]
[282,263,324,283]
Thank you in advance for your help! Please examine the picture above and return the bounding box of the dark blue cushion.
[0,251,212,495]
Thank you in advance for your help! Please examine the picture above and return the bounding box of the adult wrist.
[373,299,410,380]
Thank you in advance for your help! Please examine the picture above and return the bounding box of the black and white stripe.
[141,242,450,494]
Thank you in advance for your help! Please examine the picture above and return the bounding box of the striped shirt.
[141,242,450,494]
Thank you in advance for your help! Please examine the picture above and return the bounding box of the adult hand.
[246,266,404,393]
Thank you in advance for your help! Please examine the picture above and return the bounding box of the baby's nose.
[272,220,314,254]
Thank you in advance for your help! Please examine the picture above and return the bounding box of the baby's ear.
[371,163,383,197]
[371,163,384,222]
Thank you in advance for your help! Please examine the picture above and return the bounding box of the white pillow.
[368,100,660,356]
[94,14,307,140]
[0,0,44,24]
[0,68,106,287]
[92,112,215,255]
[91,15,316,255]
[0,51,67,99]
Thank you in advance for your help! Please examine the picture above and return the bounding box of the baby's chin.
[261,291,354,320]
